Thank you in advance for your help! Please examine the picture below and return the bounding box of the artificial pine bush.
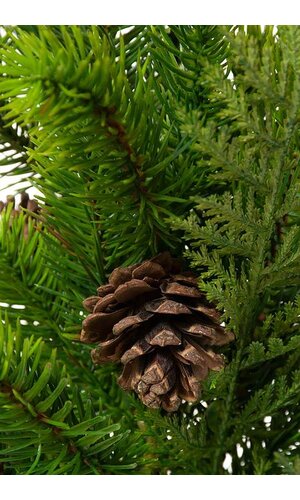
[0,25,299,475]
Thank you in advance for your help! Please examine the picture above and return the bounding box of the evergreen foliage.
[0,25,299,474]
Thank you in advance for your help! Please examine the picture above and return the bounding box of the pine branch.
[149,26,230,111]
[0,204,90,345]
[170,26,300,473]
[0,27,182,265]
[0,318,143,474]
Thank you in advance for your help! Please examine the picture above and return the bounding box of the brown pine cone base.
[81,252,234,412]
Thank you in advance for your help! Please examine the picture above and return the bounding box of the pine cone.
[0,192,40,216]
[81,252,234,412]
[0,192,40,237]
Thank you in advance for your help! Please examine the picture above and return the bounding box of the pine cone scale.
[140,393,160,409]
[82,296,99,312]
[108,267,133,287]
[160,281,203,298]
[118,358,144,391]
[93,293,116,313]
[112,310,154,336]
[142,352,172,385]
[188,303,221,321]
[97,284,115,296]
[82,308,129,341]
[91,334,132,363]
[132,261,166,280]
[120,338,152,364]
[151,368,176,396]
[114,279,156,303]
[144,298,192,315]
[177,364,200,400]
[162,389,181,412]
[145,322,182,346]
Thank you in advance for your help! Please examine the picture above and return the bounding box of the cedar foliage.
[0,25,299,475]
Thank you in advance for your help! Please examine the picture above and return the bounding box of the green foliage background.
[0,25,299,475]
